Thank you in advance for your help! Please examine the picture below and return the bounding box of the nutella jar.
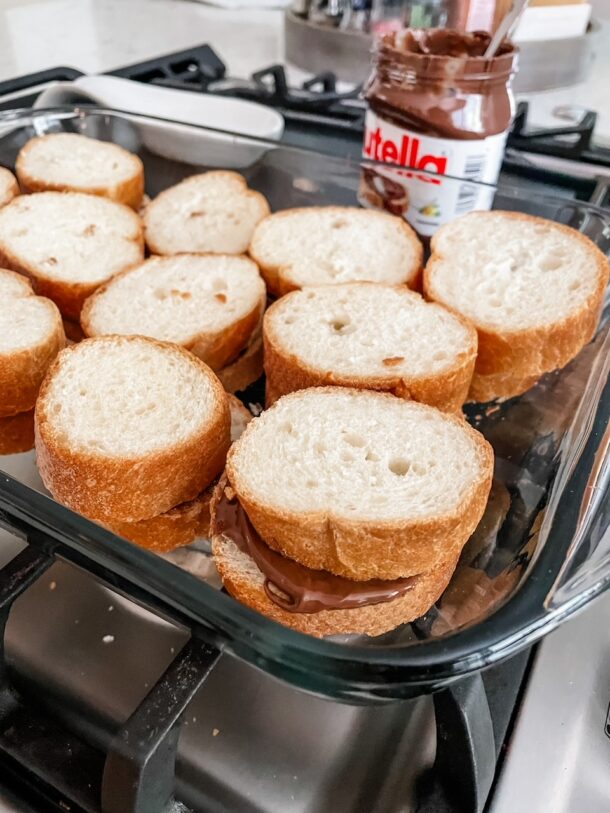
[361,29,518,237]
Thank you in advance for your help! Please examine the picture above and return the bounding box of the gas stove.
[0,44,608,813]
[1,42,609,200]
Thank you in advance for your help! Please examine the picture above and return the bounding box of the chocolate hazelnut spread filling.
[361,169,409,216]
[364,29,517,140]
[212,487,417,614]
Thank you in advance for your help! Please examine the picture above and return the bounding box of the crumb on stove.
[293,177,318,193]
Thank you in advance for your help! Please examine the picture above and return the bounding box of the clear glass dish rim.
[2,102,609,206]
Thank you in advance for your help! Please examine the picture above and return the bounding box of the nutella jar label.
[361,109,507,236]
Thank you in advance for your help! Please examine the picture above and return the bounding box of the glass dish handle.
[544,323,610,612]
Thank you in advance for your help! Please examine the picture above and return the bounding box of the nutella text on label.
[364,125,447,182]
[361,110,507,236]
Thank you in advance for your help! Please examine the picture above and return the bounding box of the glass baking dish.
[0,107,608,702]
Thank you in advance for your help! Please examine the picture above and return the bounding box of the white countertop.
[0,0,609,144]
[0,0,283,80]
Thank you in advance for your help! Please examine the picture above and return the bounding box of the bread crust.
[0,271,66,417]
[263,284,477,413]
[424,211,610,402]
[35,336,231,522]
[143,171,270,256]
[0,409,35,455]
[105,396,252,550]
[468,370,541,403]
[16,135,145,210]
[212,536,459,637]
[106,486,214,552]
[80,255,266,371]
[0,167,19,208]
[226,387,494,580]
[216,331,264,393]
[248,206,423,298]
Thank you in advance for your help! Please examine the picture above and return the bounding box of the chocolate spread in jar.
[360,168,409,217]
[211,486,416,614]
[360,29,518,237]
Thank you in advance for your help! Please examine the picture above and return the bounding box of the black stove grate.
[107,44,610,168]
[0,43,608,188]
[106,42,610,204]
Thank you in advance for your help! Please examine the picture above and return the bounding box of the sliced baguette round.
[107,488,214,553]
[212,536,459,637]
[0,192,144,320]
[226,387,493,580]
[143,171,270,256]
[0,167,19,208]
[16,133,144,210]
[35,335,231,522]
[105,395,252,551]
[81,254,266,371]
[264,283,477,412]
[0,269,65,417]
[0,410,35,455]
[424,211,610,402]
[248,206,423,297]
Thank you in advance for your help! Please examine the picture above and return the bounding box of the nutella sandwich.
[210,387,493,638]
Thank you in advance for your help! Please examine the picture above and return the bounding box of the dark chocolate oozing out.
[212,486,417,614]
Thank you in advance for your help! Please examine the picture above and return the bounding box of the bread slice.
[0,268,65,417]
[143,171,270,256]
[213,536,459,637]
[216,327,263,393]
[105,395,252,551]
[107,489,214,553]
[35,335,231,522]
[248,207,423,297]
[264,283,477,412]
[0,192,144,320]
[16,133,144,210]
[0,410,35,455]
[424,211,610,402]
[0,167,19,208]
[225,387,493,580]
[81,254,266,371]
